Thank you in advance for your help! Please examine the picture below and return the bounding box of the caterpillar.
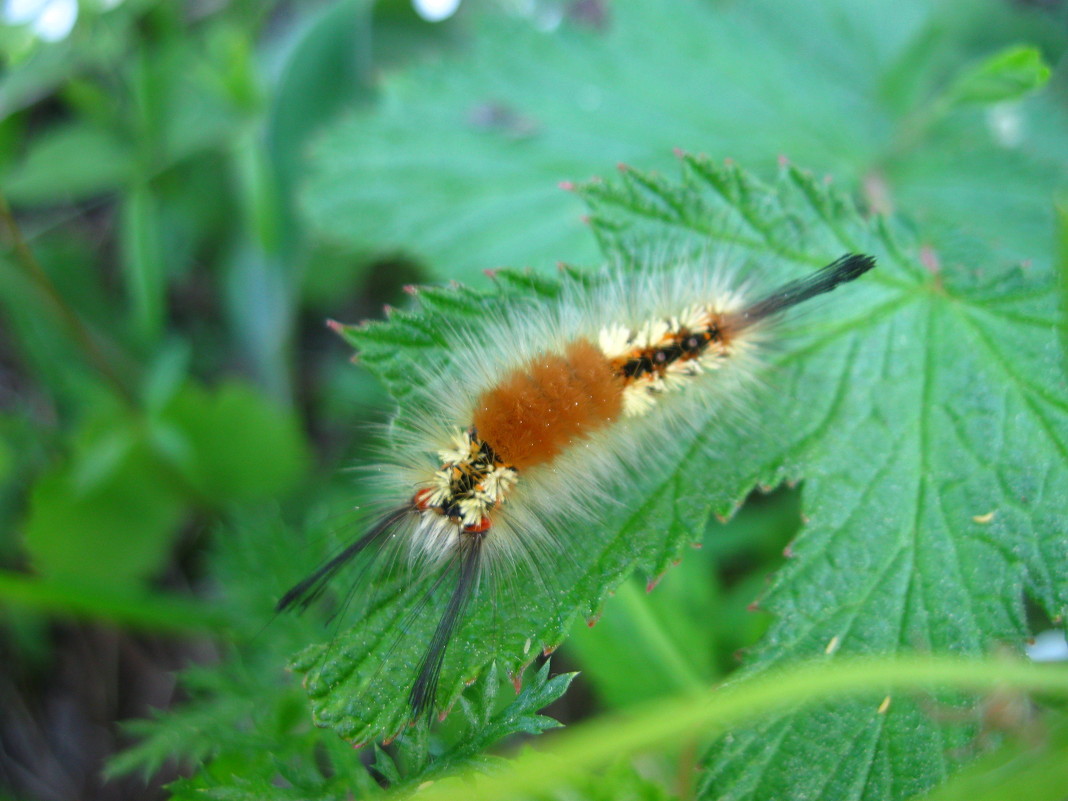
[278,251,875,735]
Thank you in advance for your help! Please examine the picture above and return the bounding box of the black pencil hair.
[408,537,484,721]
[740,254,876,323]
[276,507,411,613]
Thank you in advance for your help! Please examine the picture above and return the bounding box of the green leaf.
[22,412,186,589]
[2,120,133,205]
[371,744,402,787]
[944,46,1051,107]
[354,661,576,788]
[266,0,372,218]
[132,33,245,166]
[303,1,1068,281]
[579,155,1068,800]
[290,158,862,743]
[162,381,310,503]
[290,156,1067,800]
[19,379,308,593]
[434,661,576,773]
[1056,197,1068,373]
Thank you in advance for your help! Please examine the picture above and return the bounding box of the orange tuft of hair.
[472,339,623,470]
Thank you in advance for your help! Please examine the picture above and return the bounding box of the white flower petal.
[412,0,461,23]
[33,0,77,41]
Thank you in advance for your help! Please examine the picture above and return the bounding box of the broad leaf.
[293,155,1066,799]
[295,157,862,737]
[593,161,1067,799]
[303,0,1065,283]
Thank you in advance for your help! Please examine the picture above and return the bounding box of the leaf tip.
[920,244,941,274]
[715,507,736,523]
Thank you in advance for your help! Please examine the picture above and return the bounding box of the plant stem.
[0,190,137,407]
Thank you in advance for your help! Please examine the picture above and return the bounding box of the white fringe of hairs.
[278,248,875,737]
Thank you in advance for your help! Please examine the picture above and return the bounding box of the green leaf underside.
[296,155,1067,800]
[304,1,1067,284]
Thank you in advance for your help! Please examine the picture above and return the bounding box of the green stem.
[0,569,229,632]
[413,655,1068,801]
[616,580,706,693]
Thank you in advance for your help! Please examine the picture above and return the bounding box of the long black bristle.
[408,537,483,722]
[739,253,876,323]
[276,507,411,613]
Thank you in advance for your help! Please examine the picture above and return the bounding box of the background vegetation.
[1,1,1066,800]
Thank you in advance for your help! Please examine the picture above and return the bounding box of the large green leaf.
[294,157,817,724]
[303,0,1065,283]
[22,414,187,589]
[290,155,1066,799]
[576,156,1068,800]
[2,120,134,205]
[163,381,310,503]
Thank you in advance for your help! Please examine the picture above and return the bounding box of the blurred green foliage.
[1,1,1067,800]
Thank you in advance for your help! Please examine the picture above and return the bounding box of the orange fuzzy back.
[472,339,623,470]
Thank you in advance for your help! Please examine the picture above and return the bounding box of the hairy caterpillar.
[278,251,875,735]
